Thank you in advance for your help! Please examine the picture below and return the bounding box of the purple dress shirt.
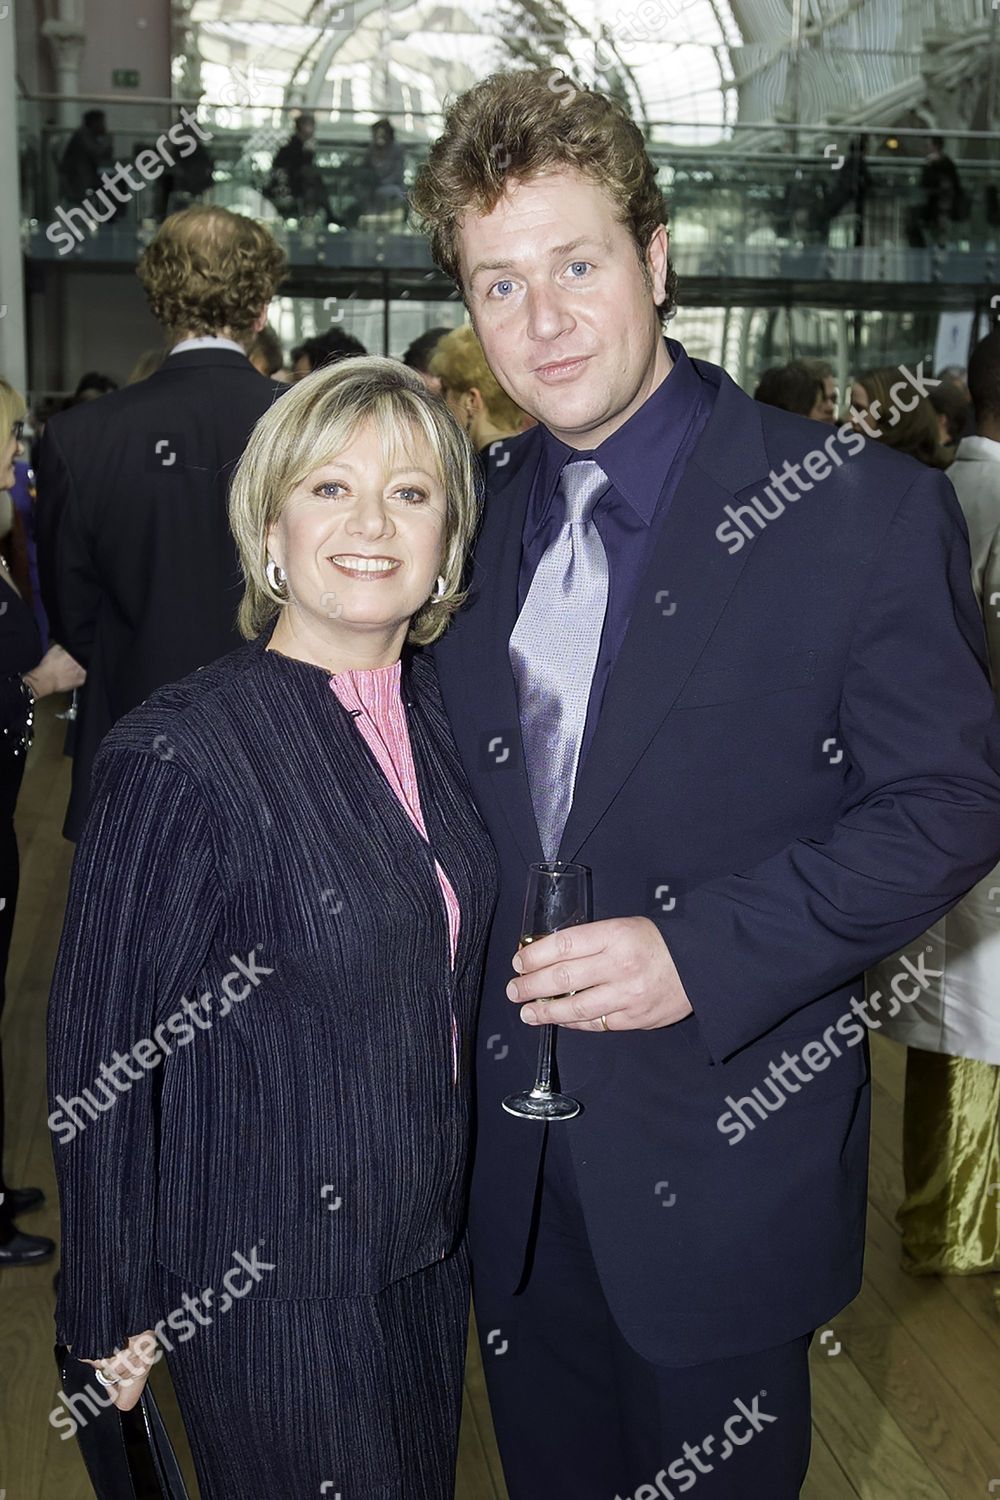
[517,337,716,770]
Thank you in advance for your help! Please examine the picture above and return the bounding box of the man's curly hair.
[410,69,677,325]
[137,206,287,344]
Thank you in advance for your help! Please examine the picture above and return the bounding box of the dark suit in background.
[36,346,283,839]
[433,342,1000,1498]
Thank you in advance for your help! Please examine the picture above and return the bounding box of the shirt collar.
[954,434,1000,465]
[169,336,248,357]
[535,338,704,526]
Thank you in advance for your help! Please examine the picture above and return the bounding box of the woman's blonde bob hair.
[229,355,482,644]
[0,377,27,444]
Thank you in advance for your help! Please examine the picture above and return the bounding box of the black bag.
[55,1345,190,1499]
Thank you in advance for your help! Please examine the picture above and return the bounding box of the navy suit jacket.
[35,348,285,840]
[434,357,1000,1367]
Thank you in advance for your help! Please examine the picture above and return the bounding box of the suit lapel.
[559,368,772,861]
[445,428,545,870]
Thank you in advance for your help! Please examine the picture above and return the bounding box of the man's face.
[457,168,669,449]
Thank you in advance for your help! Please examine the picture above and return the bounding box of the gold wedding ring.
[600,1014,609,1032]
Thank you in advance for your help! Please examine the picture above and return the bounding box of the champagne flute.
[502,860,590,1121]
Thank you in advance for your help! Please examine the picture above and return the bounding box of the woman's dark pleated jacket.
[46,624,499,1357]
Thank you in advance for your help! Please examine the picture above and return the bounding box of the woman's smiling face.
[266,418,447,640]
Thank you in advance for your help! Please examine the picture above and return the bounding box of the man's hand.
[506,916,694,1032]
[80,1330,158,1411]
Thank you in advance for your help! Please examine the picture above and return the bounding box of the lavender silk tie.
[509,459,611,861]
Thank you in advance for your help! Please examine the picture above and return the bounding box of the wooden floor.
[1,699,998,1498]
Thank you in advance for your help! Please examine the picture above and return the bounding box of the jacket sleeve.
[47,741,222,1357]
[664,468,1000,1063]
[35,422,100,662]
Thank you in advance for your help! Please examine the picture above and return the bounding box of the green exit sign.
[112,69,140,88]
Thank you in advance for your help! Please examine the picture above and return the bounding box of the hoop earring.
[430,574,447,603]
[266,557,286,593]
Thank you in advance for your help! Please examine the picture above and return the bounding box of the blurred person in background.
[869,328,1000,1298]
[815,134,869,247]
[249,325,285,380]
[126,348,165,385]
[753,360,824,418]
[430,324,533,458]
[36,205,287,841]
[291,327,367,381]
[266,111,333,225]
[849,367,951,467]
[359,118,408,219]
[157,111,215,218]
[48,357,497,1497]
[0,378,85,1266]
[57,109,113,208]
[63,371,118,410]
[403,326,452,395]
[798,357,839,423]
[906,136,967,249]
[930,376,973,455]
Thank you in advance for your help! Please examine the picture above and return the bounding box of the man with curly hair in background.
[36,206,286,839]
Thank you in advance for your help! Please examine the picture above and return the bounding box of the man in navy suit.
[413,72,1000,1497]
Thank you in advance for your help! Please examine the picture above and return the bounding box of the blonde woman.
[430,322,532,455]
[47,357,498,1497]
[0,377,84,1266]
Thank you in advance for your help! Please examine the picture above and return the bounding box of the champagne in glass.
[502,861,590,1121]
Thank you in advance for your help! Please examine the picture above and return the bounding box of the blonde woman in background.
[430,323,533,458]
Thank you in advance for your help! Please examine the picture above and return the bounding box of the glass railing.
[17,99,1000,266]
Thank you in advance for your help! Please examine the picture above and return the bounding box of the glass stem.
[533,1022,555,1094]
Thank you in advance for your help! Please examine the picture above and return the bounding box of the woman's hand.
[80,1330,158,1411]
[23,645,86,700]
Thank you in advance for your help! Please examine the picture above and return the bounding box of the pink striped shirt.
[328,660,461,1082]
